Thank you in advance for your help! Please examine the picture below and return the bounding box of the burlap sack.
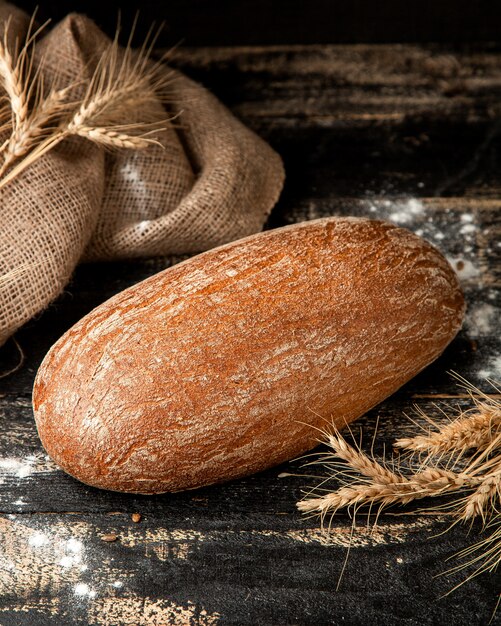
[0,4,284,347]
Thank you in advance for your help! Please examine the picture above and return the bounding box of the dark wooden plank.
[0,508,494,626]
[172,45,501,198]
[0,508,497,626]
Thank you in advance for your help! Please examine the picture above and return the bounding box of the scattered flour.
[120,162,141,185]
[0,457,35,478]
[67,539,83,553]
[119,161,148,214]
[0,453,55,479]
[28,533,48,548]
[74,583,96,598]
[362,199,481,274]
[478,355,501,381]
[136,220,151,235]
[386,198,425,224]
[460,223,476,236]
[363,197,447,247]
[465,303,497,338]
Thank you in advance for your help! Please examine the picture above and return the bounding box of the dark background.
[12,0,501,46]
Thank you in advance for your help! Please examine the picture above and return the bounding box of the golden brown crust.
[33,218,465,494]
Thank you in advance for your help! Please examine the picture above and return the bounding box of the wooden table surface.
[0,43,500,625]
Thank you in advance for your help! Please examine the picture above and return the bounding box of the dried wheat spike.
[0,87,70,177]
[297,431,471,516]
[297,470,469,515]
[395,399,501,455]
[0,25,174,190]
[73,126,156,149]
[325,432,401,485]
[0,18,29,126]
[412,466,467,492]
[460,469,501,524]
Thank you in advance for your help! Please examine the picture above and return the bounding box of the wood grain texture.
[0,43,500,624]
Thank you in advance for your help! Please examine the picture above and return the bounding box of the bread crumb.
[101,534,118,542]
[447,257,480,281]
[131,513,141,523]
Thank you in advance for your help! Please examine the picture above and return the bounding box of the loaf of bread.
[33,218,464,494]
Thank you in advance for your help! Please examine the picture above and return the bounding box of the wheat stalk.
[324,432,402,484]
[296,378,501,612]
[460,471,501,523]
[395,399,501,456]
[0,16,29,127]
[298,437,471,516]
[0,18,177,190]
[64,125,154,149]
[0,86,70,177]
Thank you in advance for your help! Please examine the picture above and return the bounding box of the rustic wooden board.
[0,44,500,625]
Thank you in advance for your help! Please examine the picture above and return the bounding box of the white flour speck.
[136,220,151,235]
[388,198,425,224]
[120,162,140,184]
[0,457,34,478]
[74,583,89,596]
[460,223,476,236]
[119,160,148,215]
[460,213,474,223]
[67,539,83,553]
[28,533,48,548]
[478,357,501,380]
[465,303,497,338]
[490,356,501,379]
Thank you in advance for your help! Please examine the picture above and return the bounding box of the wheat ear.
[395,398,501,456]
[459,470,501,524]
[0,86,70,177]
[0,26,175,189]
[298,431,471,515]
[324,432,401,484]
[0,17,29,126]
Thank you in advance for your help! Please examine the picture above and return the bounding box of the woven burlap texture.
[0,4,284,347]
